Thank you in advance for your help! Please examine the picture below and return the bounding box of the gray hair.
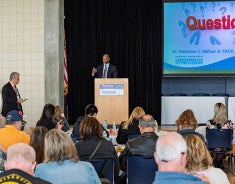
[7,143,36,163]
[10,72,20,80]
[155,132,187,162]
[139,114,156,128]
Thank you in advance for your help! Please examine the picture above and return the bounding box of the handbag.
[89,139,103,160]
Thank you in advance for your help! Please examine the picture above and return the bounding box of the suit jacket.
[1,82,23,116]
[95,63,118,78]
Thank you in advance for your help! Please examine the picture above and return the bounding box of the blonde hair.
[176,109,198,130]
[185,135,213,173]
[44,129,78,163]
[54,106,63,122]
[122,106,145,129]
[213,103,228,125]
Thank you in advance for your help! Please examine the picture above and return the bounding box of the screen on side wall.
[163,0,235,76]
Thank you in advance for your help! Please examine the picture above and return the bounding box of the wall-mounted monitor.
[163,0,235,76]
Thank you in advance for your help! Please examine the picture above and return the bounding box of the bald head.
[4,143,36,175]
[139,114,156,128]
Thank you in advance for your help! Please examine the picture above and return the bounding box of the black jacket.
[1,82,23,116]
[116,118,141,144]
[119,132,158,171]
[94,63,118,78]
[0,169,51,184]
[75,137,120,182]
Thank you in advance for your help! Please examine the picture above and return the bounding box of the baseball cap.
[6,110,23,121]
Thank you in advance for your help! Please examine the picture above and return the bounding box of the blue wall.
[162,77,235,96]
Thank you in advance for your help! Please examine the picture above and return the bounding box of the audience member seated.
[35,129,101,184]
[206,102,233,168]
[0,143,51,183]
[119,114,158,170]
[116,106,145,144]
[54,105,70,132]
[30,126,48,164]
[176,109,205,142]
[185,134,229,184]
[75,117,119,183]
[0,110,30,151]
[72,104,108,142]
[36,104,63,130]
[153,132,207,184]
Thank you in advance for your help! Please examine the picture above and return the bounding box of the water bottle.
[103,130,108,139]
[112,121,116,130]
[112,121,116,131]
[103,120,108,129]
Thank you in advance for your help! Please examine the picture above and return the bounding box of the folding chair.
[89,159,114,184]
[127,155,158,184]
[206,129,232,171]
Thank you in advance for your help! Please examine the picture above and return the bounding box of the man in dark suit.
[92,53,118,78]
[1,72,25,117]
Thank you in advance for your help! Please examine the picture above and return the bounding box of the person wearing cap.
[119,114,158,171]
[153,132,208,184]
[0,110,29,151]
[0,143,51,183]
[1,72,26,117]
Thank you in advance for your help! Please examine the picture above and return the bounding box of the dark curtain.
[64,0,162,125]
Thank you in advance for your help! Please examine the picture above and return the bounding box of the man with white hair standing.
[0,143,51,183]
[1,72,26,117]
[153,132,208,184]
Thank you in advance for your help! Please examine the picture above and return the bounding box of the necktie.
[14,86,20,99]
[102,65,107,78]
[15,86,23,114]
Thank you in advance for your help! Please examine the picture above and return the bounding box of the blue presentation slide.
[163,1,235,75]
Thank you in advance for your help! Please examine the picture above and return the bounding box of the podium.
[94,78,129,125]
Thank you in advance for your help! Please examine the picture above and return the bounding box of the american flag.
[64,32,68,96]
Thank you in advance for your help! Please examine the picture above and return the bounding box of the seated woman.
[54,105,70,132]
[30,126,48,164]
[75,117,119,183]
[185,134,229,184]
[206,102,233,168]
[116,106,145,144]
[176,109,205,142]
[36,104,62,130]
[35,129,101,184]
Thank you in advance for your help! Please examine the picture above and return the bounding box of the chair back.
[206,129,232,150]
[127,134,140,140]
[127,155,158,184]
[89,159,114,184]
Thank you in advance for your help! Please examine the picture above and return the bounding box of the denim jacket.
[35,160,101,184]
